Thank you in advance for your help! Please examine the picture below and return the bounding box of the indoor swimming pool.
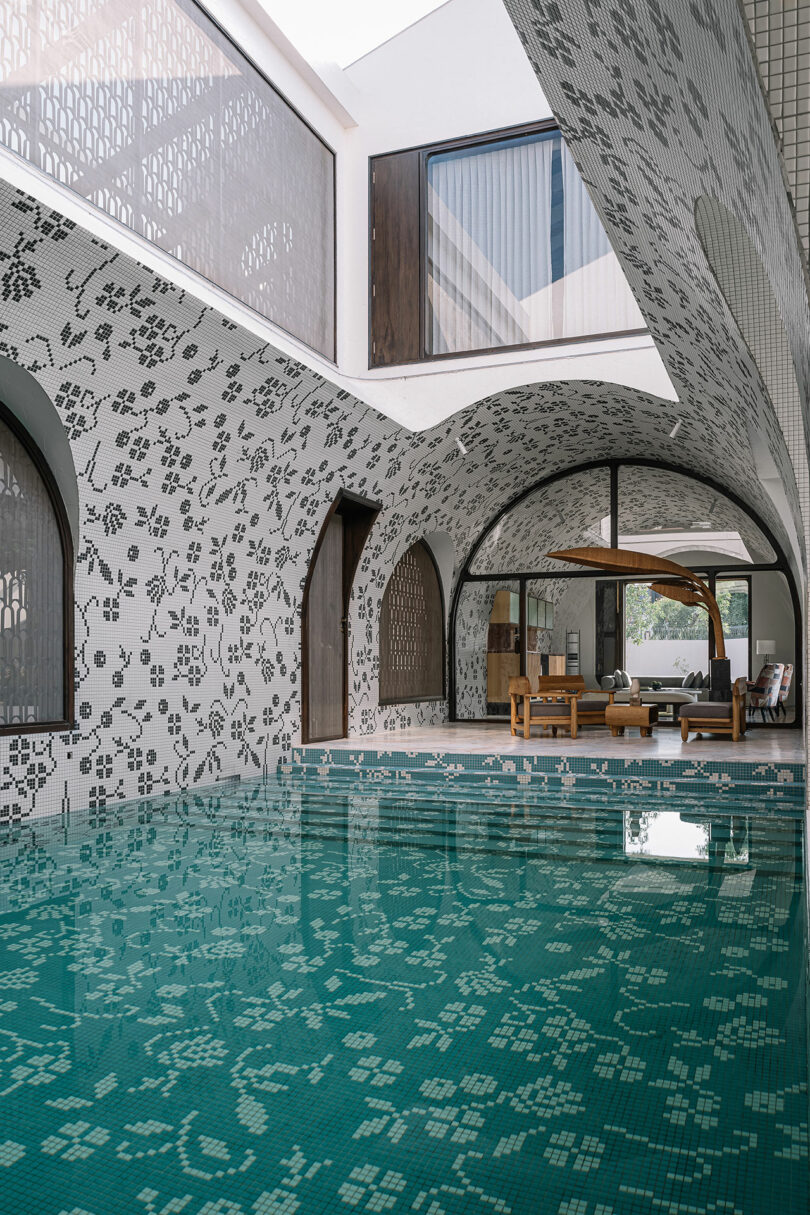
[0,778,806,1215]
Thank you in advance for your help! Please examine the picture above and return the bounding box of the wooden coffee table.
[605,703,659,737]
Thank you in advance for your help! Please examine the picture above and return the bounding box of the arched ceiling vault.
[393,379,797,588]
[499,0,810,584]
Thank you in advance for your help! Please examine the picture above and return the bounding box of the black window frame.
[0,400,75,736]
[448,458,801,728]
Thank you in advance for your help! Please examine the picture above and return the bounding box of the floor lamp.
[756,639,776,667]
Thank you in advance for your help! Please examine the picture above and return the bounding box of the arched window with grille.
[0,403,73,732]
[379,540,445,704]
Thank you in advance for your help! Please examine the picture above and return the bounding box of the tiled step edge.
[286,746,805,798]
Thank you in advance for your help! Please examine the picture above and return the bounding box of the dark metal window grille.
[379,541,444,704]
[0,412,65,727]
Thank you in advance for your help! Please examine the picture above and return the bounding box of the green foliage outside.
[624,581,748,646]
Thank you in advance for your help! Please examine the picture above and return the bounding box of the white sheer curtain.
[427,135,555,355]
[427,132,645,355]
[561,142,645,337]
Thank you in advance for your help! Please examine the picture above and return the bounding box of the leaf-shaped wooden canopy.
[650,581,704,607]
[547,547,703,582]
[547,546,725,658]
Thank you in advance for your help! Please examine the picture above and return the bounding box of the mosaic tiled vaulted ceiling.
[469,467,611,574]
[504,0,810,577]
[466,462,776,575]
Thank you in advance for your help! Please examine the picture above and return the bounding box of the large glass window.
[426,129,644,356]
[624,580,710,681]
[717,578,750,682]
[0,0,336,358]
[454,461,798,725]
[455,580,519,719]
[0,409,70,730]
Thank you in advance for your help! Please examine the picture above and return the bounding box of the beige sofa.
[600,673,709,707]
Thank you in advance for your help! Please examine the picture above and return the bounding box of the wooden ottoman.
[605,703,659,737]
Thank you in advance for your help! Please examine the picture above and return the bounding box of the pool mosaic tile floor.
[0,776,806,1214]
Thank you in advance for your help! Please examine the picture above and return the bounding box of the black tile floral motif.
[0,0,807,832]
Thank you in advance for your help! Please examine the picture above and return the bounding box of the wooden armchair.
[550,675,615,727]
[509,676,580,739]
[679,677,748,741]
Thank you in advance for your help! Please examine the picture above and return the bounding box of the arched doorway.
[301,490,380,744]
[450,459,801,727]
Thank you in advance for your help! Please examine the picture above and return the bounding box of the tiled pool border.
[289,745,806,799]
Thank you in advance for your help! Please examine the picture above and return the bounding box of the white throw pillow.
[621,670,631,688]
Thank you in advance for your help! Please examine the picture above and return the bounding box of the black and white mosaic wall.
[505,0,810,569]
[0,21,806,832]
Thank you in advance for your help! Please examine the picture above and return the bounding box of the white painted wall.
[625,639,749,682]
[344,0,550,147]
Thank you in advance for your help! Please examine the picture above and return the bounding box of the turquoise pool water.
[0,777,806,1214]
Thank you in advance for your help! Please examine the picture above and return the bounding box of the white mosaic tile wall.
[2,0,809,821]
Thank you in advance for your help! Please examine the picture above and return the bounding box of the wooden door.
[306,514,344,742]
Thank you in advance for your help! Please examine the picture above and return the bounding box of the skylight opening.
[258,0,449,68]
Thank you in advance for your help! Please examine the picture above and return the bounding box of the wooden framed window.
[379,541,445,704]
[369,120,646,367]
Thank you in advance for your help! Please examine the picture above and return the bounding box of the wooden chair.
[509,676,579,739]
[679,677,748,741]
[550,675,615,727]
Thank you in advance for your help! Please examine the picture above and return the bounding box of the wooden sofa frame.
[509,676,615,740]
[679,677,748,742]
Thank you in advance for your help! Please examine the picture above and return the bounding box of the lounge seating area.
[509,675,613,739]
[509,673,751,743]
[601,669,710,710]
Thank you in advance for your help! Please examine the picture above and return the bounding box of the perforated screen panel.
[0,0,336,358]
[379,542,444,704]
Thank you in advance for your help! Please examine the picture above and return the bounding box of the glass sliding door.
[623,580,709,681]
[455,581,519,719]
[717,577,750,682]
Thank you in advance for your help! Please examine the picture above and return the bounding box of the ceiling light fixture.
[455,436,468,456]
[669,419,682,439]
